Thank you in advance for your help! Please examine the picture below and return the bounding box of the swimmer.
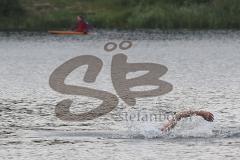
[161,110,214,132]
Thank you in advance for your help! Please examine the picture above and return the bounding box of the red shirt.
[75,21,88,33]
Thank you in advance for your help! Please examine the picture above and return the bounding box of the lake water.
[0,30,240,160]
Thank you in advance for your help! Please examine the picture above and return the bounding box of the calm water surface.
[0,30,240,160]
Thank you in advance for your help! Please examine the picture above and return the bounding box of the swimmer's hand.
[161,110,214,132]
[160,119,177,132]
[196,111,214,122]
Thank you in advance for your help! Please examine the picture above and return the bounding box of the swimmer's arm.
[161,111,214,132]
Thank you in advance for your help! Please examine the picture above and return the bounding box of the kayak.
[48,31,87,35]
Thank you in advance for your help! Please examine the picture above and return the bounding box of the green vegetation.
[1,0,240,30]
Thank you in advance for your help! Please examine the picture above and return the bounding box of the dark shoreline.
[1,0,240,30]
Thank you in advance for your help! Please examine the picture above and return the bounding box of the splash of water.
[126,116,215,139]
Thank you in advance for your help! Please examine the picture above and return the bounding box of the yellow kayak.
[48,31,87,35]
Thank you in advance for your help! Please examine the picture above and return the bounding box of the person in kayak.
[72,16,89,33]
[161,110,214,132]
